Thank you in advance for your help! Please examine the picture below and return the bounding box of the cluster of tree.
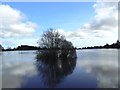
[2,40,120,51]
[35,29,77,87]
[3,29,76,51]
[78,40,120,49]
[1,27,120,51]
[0,44,4,51]
[37,28,76,50]
[36,29,76,60]
[3,45,39,51]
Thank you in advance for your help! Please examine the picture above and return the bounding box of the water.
[1,49,119,88]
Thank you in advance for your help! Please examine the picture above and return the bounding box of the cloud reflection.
[78,59,118,88]
[2,61,37,88]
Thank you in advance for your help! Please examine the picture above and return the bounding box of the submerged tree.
[37,28,76,60]
[37,28,74,49]
[35,50,76,88]
[36,28,77,87]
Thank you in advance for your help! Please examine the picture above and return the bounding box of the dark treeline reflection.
[35,49,77,88]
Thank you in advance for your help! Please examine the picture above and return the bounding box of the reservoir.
[1,49,119,88]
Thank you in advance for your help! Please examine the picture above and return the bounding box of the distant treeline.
[78,40,120,49]
[2,40,120,51]
[3,45,76,51]
[3,45,41,51]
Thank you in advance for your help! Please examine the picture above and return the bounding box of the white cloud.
[57,2,118,40]
[0,4,37,38]
[56,29,72,37]
[56,29,88,39]
[1,2,118,48]
[54,2,118,47]
[78,2,118,38]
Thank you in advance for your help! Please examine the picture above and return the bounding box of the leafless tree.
[38,28,74,49]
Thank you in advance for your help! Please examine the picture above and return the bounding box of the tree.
[37,28,76,60]
[0,44,4,51]
[36,29,77,87]
[37,28,74,49]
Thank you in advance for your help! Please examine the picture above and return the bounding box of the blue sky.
[0,2,118,48]
[4,2,95,33]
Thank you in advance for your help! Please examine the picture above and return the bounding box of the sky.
[0,1,118,48]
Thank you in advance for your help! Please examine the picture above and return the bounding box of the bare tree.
[37,28,76,60]
[38,28,74,49]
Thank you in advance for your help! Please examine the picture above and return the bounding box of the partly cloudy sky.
[0,1,118,48]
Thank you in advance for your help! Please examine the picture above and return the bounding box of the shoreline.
[1,48,120,52]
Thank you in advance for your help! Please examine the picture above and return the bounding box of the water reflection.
[2,49,118,88]
[35,49,77,88]
[78,49,118,88]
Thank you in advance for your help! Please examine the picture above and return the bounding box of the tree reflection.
[35,49,77,88]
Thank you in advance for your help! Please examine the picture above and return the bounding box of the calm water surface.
[1,49,119,88]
